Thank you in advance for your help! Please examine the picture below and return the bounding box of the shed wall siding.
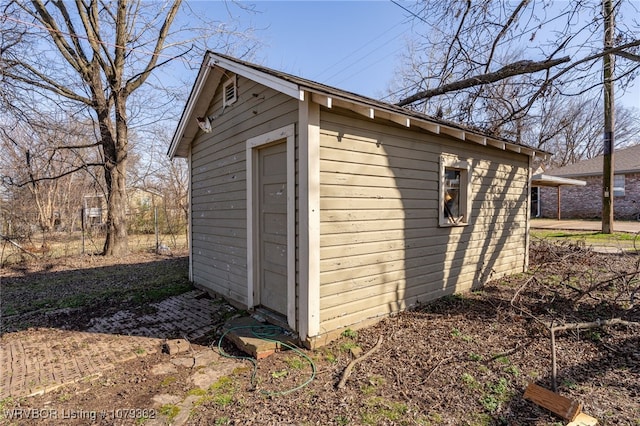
[190,76,298,306]
[317,110,529,333]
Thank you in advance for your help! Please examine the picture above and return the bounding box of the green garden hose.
[216,324,317,397]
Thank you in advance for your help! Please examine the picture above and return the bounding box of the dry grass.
[1,231,187,266]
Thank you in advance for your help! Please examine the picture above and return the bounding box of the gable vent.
[223,75,237,107]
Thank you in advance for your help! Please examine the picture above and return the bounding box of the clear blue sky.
[186,0,638,109]
[245,1,411,99]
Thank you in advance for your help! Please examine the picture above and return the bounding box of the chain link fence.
[1,207,188,266]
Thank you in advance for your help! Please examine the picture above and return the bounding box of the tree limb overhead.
[616,50,640,62]
[396,56,571,107]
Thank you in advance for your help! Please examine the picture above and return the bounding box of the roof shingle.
[547,144,640,177]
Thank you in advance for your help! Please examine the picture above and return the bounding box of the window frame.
[440,155,471,227]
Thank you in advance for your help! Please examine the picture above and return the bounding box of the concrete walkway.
[0,290,232,399]
[531,218,640,233]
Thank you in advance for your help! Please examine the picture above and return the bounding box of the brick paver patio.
[0,290,223,399]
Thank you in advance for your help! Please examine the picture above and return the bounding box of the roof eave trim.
[167,58,213,159]
[169,52,547,160]
[208,54,304,101]
[302,87,547,159]
[168,52,306,159]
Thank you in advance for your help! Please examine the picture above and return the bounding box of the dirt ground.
[1,241,639,425]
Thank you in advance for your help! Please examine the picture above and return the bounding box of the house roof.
[546,144,640,177]
[168,52,550,159]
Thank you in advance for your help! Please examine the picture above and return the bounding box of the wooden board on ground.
[524,382,582,421]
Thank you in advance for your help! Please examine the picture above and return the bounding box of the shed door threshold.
[253,307,292,333]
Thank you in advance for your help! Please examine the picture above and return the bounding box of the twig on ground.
[181,334,198,369]
[571,271,640,306]
[550,318,639,333]
[549,318,640,391]
[489,344,522,361]
[419,356,452,385]
[510,275,536,306]
[336,335,384,389]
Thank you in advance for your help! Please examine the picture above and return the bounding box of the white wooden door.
[257,141,288,315]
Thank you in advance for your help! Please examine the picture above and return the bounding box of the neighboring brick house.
[539,144,640,220]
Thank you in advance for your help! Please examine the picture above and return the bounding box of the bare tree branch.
[53,0,90,66]
[509,40,640,121]
[391,0,640,154]
[396,56,570,107]
[484,0,531,73]
[25,0,90,77]
[53,142,102,150]
[3,62,93,104]
[444,0,472,76]
[73,0,113,78]
[616,50,640,62]
[125,44,193,88]
[124,0,182,94]
[6,162,104,188]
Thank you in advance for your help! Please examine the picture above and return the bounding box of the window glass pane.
[440,156,470,226]
[444,168,461,220]
[614,174,625,197]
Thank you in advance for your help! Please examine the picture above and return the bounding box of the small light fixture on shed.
[196,116,212,133]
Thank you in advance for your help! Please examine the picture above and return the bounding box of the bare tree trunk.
[102,155,128,256]
[102,96,129,256]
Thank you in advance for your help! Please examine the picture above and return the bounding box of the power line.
[316,1,423,99]
[323,27,407,85]
[312,19,407,82]
[389,0,429,25]
[379,84,416,102]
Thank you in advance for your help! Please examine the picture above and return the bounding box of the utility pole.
[602,0,615,234]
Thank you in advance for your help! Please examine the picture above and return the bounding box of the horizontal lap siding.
[318,110,529,333]
[190,76,298,306]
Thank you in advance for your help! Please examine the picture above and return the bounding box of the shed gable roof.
[547,143,640,177]
[168,52,549,159]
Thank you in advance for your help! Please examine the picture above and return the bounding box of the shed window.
[440,155,470,226]
[613,174,625,197]
[223,75,237,107]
